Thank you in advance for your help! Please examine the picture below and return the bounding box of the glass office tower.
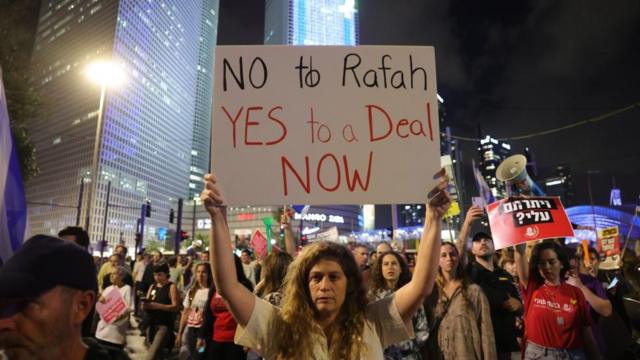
[189,0,219,201]
[265,0,359,45]
[28,0,217,247]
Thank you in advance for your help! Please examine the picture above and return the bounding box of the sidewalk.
[125,316,150,359]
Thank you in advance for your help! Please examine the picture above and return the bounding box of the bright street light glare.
[85,61,125,87]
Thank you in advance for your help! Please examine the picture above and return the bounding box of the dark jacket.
[466,259,521,353]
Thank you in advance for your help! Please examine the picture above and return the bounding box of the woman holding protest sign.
[201,171,449,359]
[96,266,133,349]
[514,240,599,360]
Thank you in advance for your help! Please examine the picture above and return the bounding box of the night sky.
[216,0,640,209]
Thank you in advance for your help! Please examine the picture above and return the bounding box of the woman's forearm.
[514,243,529,288]
[395,208,442,322]
[580,286,612,317]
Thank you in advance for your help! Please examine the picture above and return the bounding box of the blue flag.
[291,205,310,215]
[0,68,29,264]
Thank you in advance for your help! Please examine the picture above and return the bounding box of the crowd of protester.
[1,172,639,360]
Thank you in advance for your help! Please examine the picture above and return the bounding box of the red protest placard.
[95,287,127,324]
[487,197,575,249]
[250,229,268,259]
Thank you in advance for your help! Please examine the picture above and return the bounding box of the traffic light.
[145,200,151,217]
[180,230,189,241]
[169,208,175,223]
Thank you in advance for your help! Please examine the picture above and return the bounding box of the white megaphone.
[496,154,544,196]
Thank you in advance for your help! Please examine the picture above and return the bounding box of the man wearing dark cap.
[457,206,523,360]
[0,235,128,359]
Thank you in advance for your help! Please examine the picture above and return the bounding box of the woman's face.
[381,254,401,283]
[153,271,169,284]
[195,265,208,286]
[537,249,563,283]
[439,244,458,272]
[109,256,119,267]
[308,259,347,320]
[110,269,123,285]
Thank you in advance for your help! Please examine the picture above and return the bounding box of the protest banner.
[487,197,574,249]
[250,229,269,259]
[212,45,440,205]
[597,226,621,257]
[307,226,340,242]
[95,287,127,324]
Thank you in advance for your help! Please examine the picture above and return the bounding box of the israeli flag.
[291,205,310,215]
[472,159,495,206]
[0,67,29,265]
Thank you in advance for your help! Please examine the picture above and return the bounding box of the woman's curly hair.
[368,251,412,294]
[529,240,570,285]
[274,241,369,359]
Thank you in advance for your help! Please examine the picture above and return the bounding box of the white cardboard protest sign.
[307,226,340,242]
[212,45,440,205]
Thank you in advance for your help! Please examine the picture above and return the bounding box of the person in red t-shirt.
[514,240,598,360]
[197,255,253,359]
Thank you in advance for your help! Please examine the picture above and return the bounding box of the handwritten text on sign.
[212,46,440,205]
[488,197,575,249]
[95,288,127,324]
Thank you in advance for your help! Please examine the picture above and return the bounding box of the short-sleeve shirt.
[523,278,592,349]
[96,285,133,345]
[183,287,209,328]
[235,294,412,359]
[211,291,238,342]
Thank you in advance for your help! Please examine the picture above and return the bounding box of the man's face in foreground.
[0,287,79,360]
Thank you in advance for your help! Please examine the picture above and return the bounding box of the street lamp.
[83,60,125,243]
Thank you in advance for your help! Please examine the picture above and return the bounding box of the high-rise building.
[545,164,575,206]
[264,0,359,45]
[27,0,217,247]
[220,0,362,241]
[478,135,512,199]
[189,0,219,200]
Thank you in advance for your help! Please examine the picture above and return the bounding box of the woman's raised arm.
[514,243,529,289]
[395,177,450,323]
[203,173,255,326]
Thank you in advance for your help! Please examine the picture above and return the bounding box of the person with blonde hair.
[201,172,450,359]
[254,252,294,306]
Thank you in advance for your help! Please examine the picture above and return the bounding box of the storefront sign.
[293,212,344,223]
